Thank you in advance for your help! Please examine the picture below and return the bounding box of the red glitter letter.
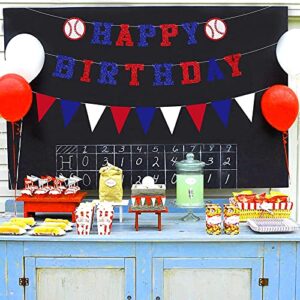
[80,60,94,83]
[224,53,242,77]
[125,64,145,86]
[180,61,201,85]
[160,24,178,47]
[116,24,134,47]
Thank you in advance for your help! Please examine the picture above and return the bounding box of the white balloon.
[5,34,45,82]
[276,29,300,76]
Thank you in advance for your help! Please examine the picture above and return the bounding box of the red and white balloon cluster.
[261,29,300,175]
[261,29,300,134]
[0,34,45,122]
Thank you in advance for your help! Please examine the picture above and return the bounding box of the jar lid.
[176,153,205,172]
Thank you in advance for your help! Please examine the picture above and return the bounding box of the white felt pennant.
[160,106,181,134]
[85,103,106,131]
[235,93,255,122]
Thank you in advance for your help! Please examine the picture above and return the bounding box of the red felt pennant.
[186,104,207,132]
[36,93,56,122]
[110,106,131,134]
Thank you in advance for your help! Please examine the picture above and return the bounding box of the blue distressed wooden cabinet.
[0,214,300,300]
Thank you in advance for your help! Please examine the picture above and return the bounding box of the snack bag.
[223,204,240,235]
[99,163,123,202]
[206,204,222,235]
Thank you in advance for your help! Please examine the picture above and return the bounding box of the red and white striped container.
[96,202,114,235]
[75,205,94,235]
[97,217,113,235]
[235,201,293,211]
[229,198,293,222]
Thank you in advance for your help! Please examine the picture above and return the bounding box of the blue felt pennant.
[136,107,156,134]
[211,99,232,127]
[60,99,81,127]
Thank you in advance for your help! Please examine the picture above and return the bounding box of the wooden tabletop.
[0,213,300,242]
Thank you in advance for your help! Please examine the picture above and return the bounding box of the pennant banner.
[160,106,181,134]
[34,90,259,133]
[211,99,232,127]
[85,103,106,131]
[136,107,156,134]
[110,106,131,134]
[235,93,255,122]
[186,104,207,132]
[60,99,81,127]
[36,93,56,122]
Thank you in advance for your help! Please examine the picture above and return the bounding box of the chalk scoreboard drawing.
[56,144,238,189]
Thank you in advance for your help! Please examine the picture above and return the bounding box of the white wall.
[0,1,300,216]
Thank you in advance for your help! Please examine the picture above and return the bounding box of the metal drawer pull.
[156,297,161,300]
[127,296,132,300]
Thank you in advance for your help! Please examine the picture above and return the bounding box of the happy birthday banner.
[4,6,289,189]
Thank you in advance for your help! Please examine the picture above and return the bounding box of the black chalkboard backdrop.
[4,6,288,191]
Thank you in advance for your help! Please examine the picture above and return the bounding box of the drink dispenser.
[176,153,205,207]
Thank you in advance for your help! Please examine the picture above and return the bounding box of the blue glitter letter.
[91,22,112,45]
[153,64,174,86]
[138,24,156,47]
[207,59,224,82]
[182,22,198,45]
[52,55,75,79]
[98,62,119,85]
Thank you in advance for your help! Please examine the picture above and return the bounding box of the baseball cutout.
[63,17,86,40]
[204,18,227,41]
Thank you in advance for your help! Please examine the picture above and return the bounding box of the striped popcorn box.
[97,203,114,233]
[98,203,114,218]
[97,217,113,235]
[75,206,93,235]
[75,217,91,235]
[78,203,95,228]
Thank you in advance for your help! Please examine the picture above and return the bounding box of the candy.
[10,217,35,226]
[41,222,72,231]
[4,220,30,230]
[0,224,26,235]
[44,218,70,225]
[32,226,65,236]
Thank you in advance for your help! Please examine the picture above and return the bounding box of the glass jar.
[175,153,205,207]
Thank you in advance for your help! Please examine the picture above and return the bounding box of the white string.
[26,6,271,27]
[16,120,23,190]
[32,86,268,109]
[45,42,277,67]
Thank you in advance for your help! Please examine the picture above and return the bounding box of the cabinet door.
[153,258,263,300]
[25,257,135,300]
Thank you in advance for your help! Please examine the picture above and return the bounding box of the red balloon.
[0,74,32,122]
[261,85,299,132]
